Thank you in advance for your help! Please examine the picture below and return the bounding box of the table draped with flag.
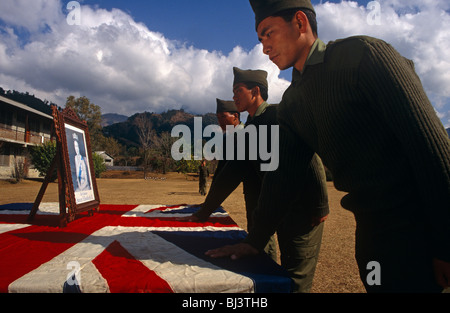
[0,203,292,293]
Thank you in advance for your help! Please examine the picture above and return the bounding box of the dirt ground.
[0,171,366,293]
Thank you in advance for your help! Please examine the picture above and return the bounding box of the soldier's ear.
[294,11,308,33]
[251,86,260,98]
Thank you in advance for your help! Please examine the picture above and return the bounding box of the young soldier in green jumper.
[206,0,450,293]
[187,67,329,292]
[212,99,244,181]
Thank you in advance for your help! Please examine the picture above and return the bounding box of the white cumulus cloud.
[0,0,287,116]
[0,0,449,127]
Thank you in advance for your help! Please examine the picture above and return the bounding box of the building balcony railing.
[0,127,52,145]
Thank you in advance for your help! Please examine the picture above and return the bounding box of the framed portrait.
[58,107,100,222]
[64,124,95,204]
[28,106,99,227]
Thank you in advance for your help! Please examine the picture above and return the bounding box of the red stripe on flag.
[0,204,138,292]
[92,240,173,293]
[145,204,187,213]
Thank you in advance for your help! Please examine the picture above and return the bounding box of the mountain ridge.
[102,109,219,147]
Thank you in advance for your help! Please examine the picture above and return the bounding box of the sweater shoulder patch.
[325,36,373,70]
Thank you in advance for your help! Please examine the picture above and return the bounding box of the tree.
[29,141,57,181]
[66,96,102,133]
[175,157,201,175]
[92,153,107,178]
[12,155,30,183]
[151,131,176,174]
[134,113,155,178]
[96,135,123,158]
[66,96,103,148]
[65,95,123,158]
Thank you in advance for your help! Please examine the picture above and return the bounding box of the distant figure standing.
[198,159,209,196]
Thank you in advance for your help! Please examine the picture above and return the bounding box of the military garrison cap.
[249,0,315,29]
[216,99,239,113]
[233,67,268,89]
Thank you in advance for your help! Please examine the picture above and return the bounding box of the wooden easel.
[27,106,99,227]
[27,146,69,227]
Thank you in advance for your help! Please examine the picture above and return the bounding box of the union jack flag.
[0,203,292,293]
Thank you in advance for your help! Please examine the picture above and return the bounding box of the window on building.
[29,117,40,134]
[0,144,10,166]
[0,107,13,128]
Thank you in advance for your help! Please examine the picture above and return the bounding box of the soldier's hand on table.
[205,243,259,260]
[176,215,201,222]
[176,203,205,222]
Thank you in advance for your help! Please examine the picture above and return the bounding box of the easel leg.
[27,156,57,222]
[56,154,67,228]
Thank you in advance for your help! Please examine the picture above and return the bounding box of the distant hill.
[0,87,55,115]
[447,128,450,138]
[101,113,129,127]
[102,109,219,147]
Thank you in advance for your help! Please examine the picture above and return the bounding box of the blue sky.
[80,0,258,53]
[79,0,372,53]
[1,1,449,127]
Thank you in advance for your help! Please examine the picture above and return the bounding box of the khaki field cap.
[233,67,268,89]
[249,0,315,29]
[216,99,238,113]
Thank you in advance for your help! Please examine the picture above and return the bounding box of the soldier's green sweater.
[193,103,329,224]
[244,36,450,260]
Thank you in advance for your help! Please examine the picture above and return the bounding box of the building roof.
[95,151,115,159]
[0,95,53,120]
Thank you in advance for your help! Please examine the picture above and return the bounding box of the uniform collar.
[254,101,270,117]
[246,101,270,124]
[236,122,245,130]
[293,38,326,81]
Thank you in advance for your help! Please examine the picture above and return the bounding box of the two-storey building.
[0,95,53,179]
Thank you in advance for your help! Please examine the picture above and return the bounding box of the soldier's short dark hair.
[273,8,318,37]
[243,82,269,101]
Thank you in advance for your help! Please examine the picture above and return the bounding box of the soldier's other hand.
[311,214,328,227]
[205,243,259,260]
